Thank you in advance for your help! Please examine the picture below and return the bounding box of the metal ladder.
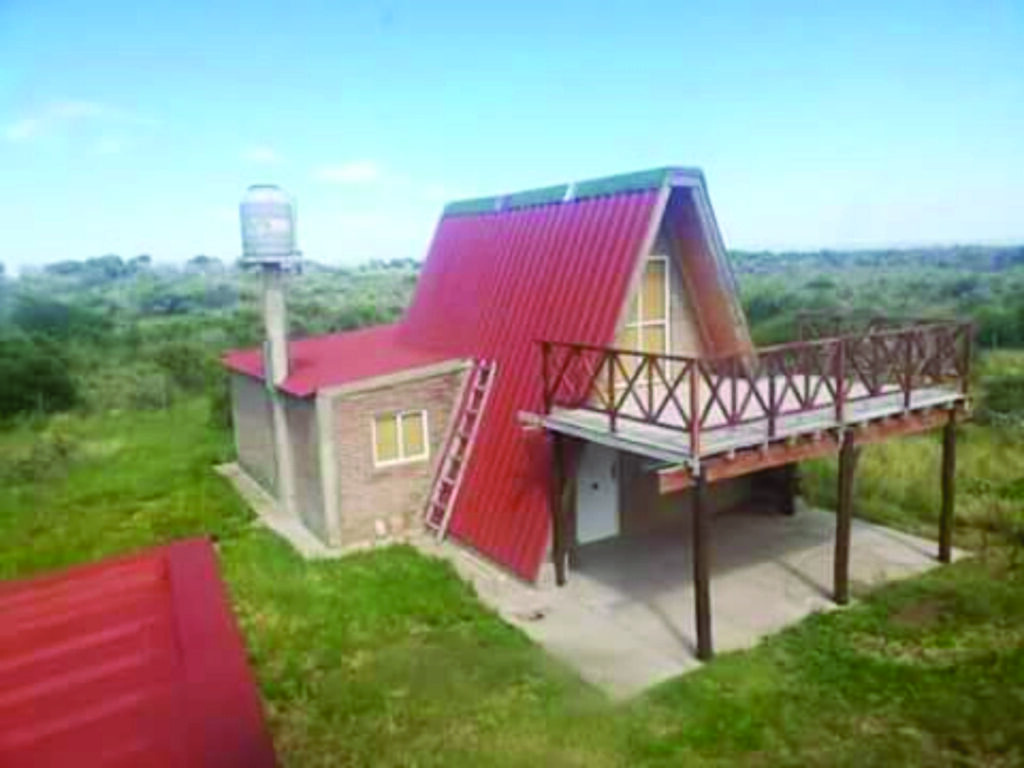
[424,360,497,540]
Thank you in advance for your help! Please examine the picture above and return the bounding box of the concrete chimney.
[262,266,289,385]
[239,185,301,520]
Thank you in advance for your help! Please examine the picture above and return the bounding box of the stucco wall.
[617,452,754,536]
[331,368,467,546]
[283,395,326,541]
[231,374,277,495]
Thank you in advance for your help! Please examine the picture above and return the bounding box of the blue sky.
[1,0,1022,269]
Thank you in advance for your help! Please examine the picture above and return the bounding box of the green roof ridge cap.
[443,196,500,216]
[572,167,673,200]
[442,166,699,217]
[504,183,569,209]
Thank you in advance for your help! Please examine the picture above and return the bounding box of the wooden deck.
[538,319,970,660]
[542,377,964,464]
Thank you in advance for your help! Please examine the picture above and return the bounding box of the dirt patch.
[889,597,945,629]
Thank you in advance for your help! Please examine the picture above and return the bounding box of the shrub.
[151,340,220,394]
[0,422,79,483]
[208,372,233,430]
[0,330,78,419]
[79,362,175,413]
[975,374,1024,425]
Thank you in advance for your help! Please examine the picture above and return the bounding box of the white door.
[576,444,620,544]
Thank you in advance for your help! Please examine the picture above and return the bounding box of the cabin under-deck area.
[549,502,949,696]
[532,318,972,661]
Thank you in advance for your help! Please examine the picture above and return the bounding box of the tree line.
[1,244,1023,422]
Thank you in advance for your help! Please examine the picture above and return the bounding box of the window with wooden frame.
[372,410,429,467]
[615,255,670,383]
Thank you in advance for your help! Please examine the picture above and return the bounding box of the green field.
[2,252,1024,765]
[2,388,1023,766]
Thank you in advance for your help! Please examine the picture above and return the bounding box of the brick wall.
[283,395,326,541]
[231,374,277,495]
[331,368,467,546]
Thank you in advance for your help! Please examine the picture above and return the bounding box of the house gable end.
[610,182,752,360]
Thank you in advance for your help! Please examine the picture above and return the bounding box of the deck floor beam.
[657,406,960,495]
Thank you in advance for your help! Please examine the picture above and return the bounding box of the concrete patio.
[429,502,958,699]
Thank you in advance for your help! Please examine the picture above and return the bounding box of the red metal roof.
[0,539,276,768]
[223,323,459,397]
[400,190,661,579]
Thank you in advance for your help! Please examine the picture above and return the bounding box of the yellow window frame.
[371,409,430,467]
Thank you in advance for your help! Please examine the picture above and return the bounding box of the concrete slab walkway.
[423,503,960,699]
[216,463,345,560]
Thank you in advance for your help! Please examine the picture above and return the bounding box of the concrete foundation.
[423,501,962,699]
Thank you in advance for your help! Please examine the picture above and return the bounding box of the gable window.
[372,410,429,467]
[615,256,670,384]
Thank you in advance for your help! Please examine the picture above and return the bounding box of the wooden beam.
[834,430,859,605]
[939,414,956,563]
[657,406,961,495]
[659,434,841,494]
[693,467,713,661]
[851,407,954,448]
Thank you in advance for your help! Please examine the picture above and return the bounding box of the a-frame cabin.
[224,167,971,658]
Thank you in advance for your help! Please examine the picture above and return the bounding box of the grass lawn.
[2,398,1023,766]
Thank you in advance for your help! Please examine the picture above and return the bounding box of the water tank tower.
[239,184,301,386]
[240,185,300,268]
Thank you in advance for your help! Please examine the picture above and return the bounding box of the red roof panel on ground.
[400,190,660,579]
[0,539,276,768]
[222,323,459,397]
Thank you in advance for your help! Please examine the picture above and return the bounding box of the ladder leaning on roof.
[424,359,497,540]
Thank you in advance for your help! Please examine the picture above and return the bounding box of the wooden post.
[939,413,956,563]
[550,433,568,586]
[835,338,846,425]
[780,463,798,516]
[607,352,617,432]
[903,332,913,410]
[693,467,713,660]
[689,362,701,457]
[834,430,857,605]
[962,325,973,396]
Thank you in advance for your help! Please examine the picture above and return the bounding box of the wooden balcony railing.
[539,320,972,456]
[795,312,945,341]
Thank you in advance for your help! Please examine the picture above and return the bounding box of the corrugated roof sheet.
[222,323,459,397]
[400,189,661,579]
[0,539,276,768]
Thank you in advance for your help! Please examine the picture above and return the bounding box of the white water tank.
[239,185,299,266]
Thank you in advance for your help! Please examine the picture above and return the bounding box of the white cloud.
[50,100,106,119]
[4,118,41,142]
[314,160,381,184]
[241,145,281,165]
[2,100,157,145]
